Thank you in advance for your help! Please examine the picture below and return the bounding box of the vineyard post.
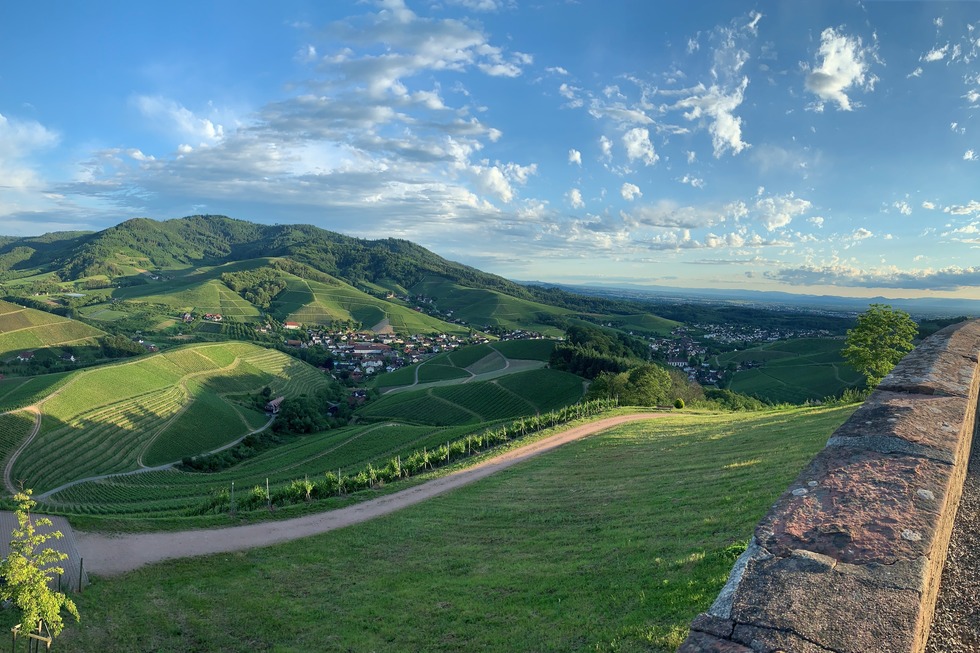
[230,481,235,515]
[446,441,450,464]
[266,478,271,510]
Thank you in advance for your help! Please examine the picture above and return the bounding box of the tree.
[842,304,917,389]
[0,490,80,643]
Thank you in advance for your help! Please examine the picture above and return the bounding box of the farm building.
[265,396,286,413]
[17,351,34,362]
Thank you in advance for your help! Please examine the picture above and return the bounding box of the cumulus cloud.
[674,77,750,157]
[922,44,949,62]
[804,27,878,111]
[0,113,60,190]
[809,216,824,227]
[851,227,873,240]
[922,200,936,210]
[134,95,226,144]
[622,128,658,165]
[893,200,912,215]
[753,193,811,230]
[599,136,613,161]
[620,182,641,201]
[679,175,705,188]
[965,149,979,161]
[945,200,980,216]
[568,148,582,166]
[568,188,584,208]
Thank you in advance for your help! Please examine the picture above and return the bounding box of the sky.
[2,1,980,299]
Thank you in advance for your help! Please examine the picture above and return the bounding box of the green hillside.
[0,299,105,358]
[716,338,863,403]
[9,341,332,493]
[411,275,571,335]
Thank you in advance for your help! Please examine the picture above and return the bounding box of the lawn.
[52,405,856,652]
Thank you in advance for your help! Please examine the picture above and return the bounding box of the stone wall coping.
[679,319,980,653]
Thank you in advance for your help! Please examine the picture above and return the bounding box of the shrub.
[673,398,685,409]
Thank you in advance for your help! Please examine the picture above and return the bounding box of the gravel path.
[75,412,665,577]
[926,426,980,653]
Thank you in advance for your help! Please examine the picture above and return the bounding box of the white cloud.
[907,67,923,78]
[622,128,658,165]
[951,122,966,134]
[568,188,584,208]
[922,200,936,210]
[134,95,226,144]
[852,227,873,240]
[568,148,582,166]
[945,200,980,216]
[0,113,60,190]
[599,136,613,161]
[768,263,980,291]
[808,216,824,228]
[674,78,750,157]
[964,149,979,161]
[441,0,513,11]
[472,164,513,202]
[922,44,949,62]
[679,175,705,188]
[754,193,811,230]
[686,150,697,164]
[893,200,912,215]
[966,90,980,105]
[804,27,878,111]
[620,182,641,201]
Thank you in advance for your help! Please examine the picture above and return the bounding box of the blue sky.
[2,1,980,299]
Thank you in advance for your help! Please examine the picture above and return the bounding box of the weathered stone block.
[878,321,980,397]
[729,553,923,653]
[756,447,952,565]
[828,391,971,461]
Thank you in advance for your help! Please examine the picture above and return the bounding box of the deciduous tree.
[0,490,80,642]
[842,304,917,389]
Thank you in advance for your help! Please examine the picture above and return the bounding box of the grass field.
[10,342,330,493]
[51,405,856,652]
[715,338,863,403]
[273,275,466,334]
[113,278,262,322]
[411,276,571,336]
[360,368,584,426]
[0,299,105,358]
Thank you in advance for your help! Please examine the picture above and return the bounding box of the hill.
[0,215,683,339]
[0,299,105,360]
[3,341,334,494]
[714,338,863,403]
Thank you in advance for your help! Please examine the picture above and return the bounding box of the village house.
[284,321,301,330]
[17,351,34,363]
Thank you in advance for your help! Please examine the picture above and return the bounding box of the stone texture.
[728,553,925,652]
[828,391,971,461]
[877,322,980,397]
[678,631,753,653]
[756,447,952,565]
[690,613,735,639]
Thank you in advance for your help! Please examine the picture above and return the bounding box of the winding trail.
[3,406,41,494]
[75,412,665,576]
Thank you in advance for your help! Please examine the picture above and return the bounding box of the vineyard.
[9,342,331,493]
[112,278,262,322]
[0,299,105,358]
[43,422,479,518]
[359,368,584,426]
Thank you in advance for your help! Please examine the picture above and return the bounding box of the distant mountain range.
[522,281,980,318]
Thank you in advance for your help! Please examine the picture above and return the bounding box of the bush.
[673,398,685,409]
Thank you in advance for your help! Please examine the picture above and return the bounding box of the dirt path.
[3,407,40,494]
[74,412,665,576]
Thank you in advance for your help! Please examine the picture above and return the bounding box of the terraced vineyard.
[113,279,261,322]
[10,342,330,493]
[715,338,863,403]
[0,299,105,358]
[273,276,464,334]
[44,422,478,518]
[361,368,584,426]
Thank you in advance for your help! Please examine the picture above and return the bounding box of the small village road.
[75,412,665,576]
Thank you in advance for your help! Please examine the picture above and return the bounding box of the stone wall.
[679,319,980,653]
